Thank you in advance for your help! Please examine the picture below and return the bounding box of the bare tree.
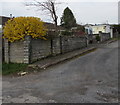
[25,0,59,27]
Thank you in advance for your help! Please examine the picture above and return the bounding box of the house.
[44,22,65,31]
[44,22,66,37]
[70,25,85,36]
[91,24,111,34]
[0,16,11,33]
[85,24,113,38]
[85,24,93,34]
[0,16,65,35]
[0,16,11,25]
[0,16,11,61]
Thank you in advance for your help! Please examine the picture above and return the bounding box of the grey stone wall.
[30,36,87,62]
[4,36,87,64]
[4,39,10,63]
[31,38,51,62]
[113,32,120,38]
[86,34,97,44]
[52,37,61,55]
[0,33,2,62]
[4,39,24,63]
[100,33,110,42]
[87,33,110,44]
[10,41,24,63]
[23,36,31,64]
[61,36,87,53]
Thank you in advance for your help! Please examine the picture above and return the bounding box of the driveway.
[2,41,118,103]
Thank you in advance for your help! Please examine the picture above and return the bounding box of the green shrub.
[96,35,101,41]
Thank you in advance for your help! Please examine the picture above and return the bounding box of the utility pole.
[118,1,120,24]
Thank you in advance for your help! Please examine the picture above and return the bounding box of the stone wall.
[100,33,110,42]
[31,38,51,62]
[0,33,2,63]
[52,37,61,55]
[113,32,120,38]
[10,41,24,63]
[87,34,98,44]
[61,36,87,53]
[3,36,87,64]
[30,36,87,63]
[87,33,110,44]
[4,40,24,63]
[23,36,31,64]
[4,33,111,64]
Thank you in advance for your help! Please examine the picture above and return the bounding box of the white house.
[91,24,111,34]
[85,24,113,38]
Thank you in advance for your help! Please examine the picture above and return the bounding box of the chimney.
[10,14,12,18]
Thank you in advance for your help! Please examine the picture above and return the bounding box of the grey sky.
[1,0,119,25]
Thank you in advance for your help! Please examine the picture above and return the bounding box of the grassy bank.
[2,63,28,75]
[112,37,120,40]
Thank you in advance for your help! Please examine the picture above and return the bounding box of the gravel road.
[2,41,118,103]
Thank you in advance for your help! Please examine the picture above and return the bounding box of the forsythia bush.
[3,17,47,42]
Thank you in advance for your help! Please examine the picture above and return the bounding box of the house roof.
[0,16,10,25]
[44,22,65,31]
[44,22,56,30]
[0,16,65,30]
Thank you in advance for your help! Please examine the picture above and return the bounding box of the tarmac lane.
[2,41,119,103]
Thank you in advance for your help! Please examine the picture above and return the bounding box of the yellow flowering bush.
[3,17,47,42]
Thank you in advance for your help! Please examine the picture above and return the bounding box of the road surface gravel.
[2,41,119,103]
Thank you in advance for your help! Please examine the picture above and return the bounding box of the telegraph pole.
[118,1,120,24]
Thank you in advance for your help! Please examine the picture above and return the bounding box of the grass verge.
[2,63,28,75]
[111,37,120,40]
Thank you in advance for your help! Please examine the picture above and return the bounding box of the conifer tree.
[61,7,76,29]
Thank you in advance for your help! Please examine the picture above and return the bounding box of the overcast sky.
[0,0,119,25]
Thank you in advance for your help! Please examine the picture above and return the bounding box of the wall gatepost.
[4,39,10,63]
[85,35,88,47]
[99,32,103,42]
[23,36,31,64]
[110,28,113,38]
